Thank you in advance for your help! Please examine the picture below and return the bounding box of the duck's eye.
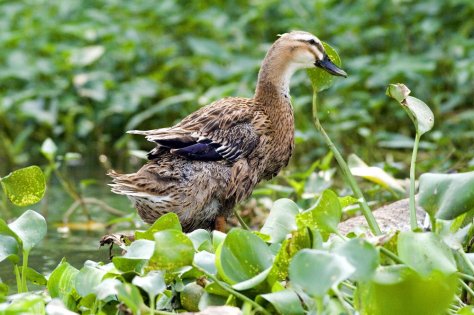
[307,39,317,46]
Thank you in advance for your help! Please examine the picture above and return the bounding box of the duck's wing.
[128,98,268,163]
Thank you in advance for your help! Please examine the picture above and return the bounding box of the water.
[0,181,136,292]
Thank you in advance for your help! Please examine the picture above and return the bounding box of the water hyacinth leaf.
[348,154,405,193]
[289,249,355,298]
[334,238,379,282]
[25,267,47,286]
[188,229,213,252]
[198,292,227,310]
[216,228,273,285]
[150,230,194,270]
[0,235,19,264]
[112,239,153,272]
[3,294,45,314]
[386,83,411,103]
[268,227,312,285]
[260,198,300,244]
[398,231,457,276]
[194,251,217,275]
[45,299,78,315]
[386,84,434,135]
[1,166,46,206]
[358,265,457,315]
[232,267,272,291]
[306,42,343,92]
[132,271,166,298]
[135,212,182,240]
[296,189,341,238]
[48,258,80,306]
[8,210,47,252]
[116,282,144,315]
[40,138,57,161]
[94,278,121,301]
[212,230,226,251]
[258,289,305,315]
[75,265,106,297]
[418,172,474,220]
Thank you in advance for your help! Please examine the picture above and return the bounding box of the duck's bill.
[315,55,347,77]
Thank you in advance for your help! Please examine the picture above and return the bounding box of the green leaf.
[268,227,312,285]
[306,41,343,92]
[398,231,457,276]
[418,171,474,220]
[135,212,182,240]
[8,210,47,252]
[48,258,80,308]
[75,265,106,297]
[132,271,166,299]
[216,228,273,286]
[40,138,57,161]
[116,282,144,315]
[289,249,355,298]
[150,230,194,270]
[386,84,434,136]
[112,239,154,272]
[334,238,379,282]
[296,189,341,238]
[0,234,19,264]
[358,265,457,315]
[3,293,45,314]
[194,251,217,275]
[1,166,46,206]
[260,198,300,244]
[95,278,121,301]
[232,267,272,291]
[25,267,46,286]
[258,289,305,315]
[188,229,213,252]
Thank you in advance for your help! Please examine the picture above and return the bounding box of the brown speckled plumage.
[109,31,346,232]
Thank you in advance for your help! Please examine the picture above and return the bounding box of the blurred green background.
[1,0,473,192]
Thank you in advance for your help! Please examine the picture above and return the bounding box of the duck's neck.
[254,46,299,104]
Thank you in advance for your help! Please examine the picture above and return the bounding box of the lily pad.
[1,166,46,206]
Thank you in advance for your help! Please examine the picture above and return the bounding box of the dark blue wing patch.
[170,142,222,161]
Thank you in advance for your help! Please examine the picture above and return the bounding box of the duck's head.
[275,31,347,77]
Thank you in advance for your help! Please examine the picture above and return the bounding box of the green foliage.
[0,166,46,207]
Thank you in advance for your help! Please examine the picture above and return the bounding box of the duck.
[109,31,347,232]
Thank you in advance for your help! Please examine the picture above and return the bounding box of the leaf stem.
[14,264,22,294]
[233,209,250,231]
[460,280,474,299]
[21,250,29,292]
[379,247,403,264]
[409,133,421,230]
[312,91,381,235]
[193,263,271,315]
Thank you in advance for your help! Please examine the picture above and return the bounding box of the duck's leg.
[214,215,227,232]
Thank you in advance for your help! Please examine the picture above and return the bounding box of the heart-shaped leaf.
[8,210,47,252]
[0,235,19,264]
[296,189,342,238]
[398,231,457,276]
[289,249,355,298]
[216,228,273,286]
[1,166,46,206]
[260,198,300,244]
[418,171,474,220]
[132,271,166,299]
[135,212,182,240]
[335,238,379,282]
[258,289,305,315]
[150,230,194,270]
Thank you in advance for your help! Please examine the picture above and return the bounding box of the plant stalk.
[14,264,22,294]
[21,250,29,292]
[409,133,421,230]
[312,91,381,235]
